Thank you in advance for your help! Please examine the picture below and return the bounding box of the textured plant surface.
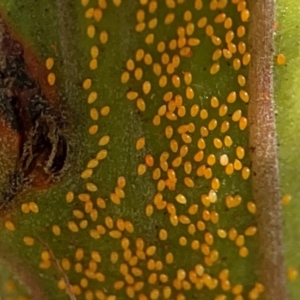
[0,0,288,300]
[275,0,300,299]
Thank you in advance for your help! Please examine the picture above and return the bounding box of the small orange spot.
[288,268,298,281]
[282,194,292,205]
[277,53,286,65]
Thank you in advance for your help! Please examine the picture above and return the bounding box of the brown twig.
[248,1,287,299]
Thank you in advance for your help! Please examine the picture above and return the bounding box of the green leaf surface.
[275,0,300,298]
[0,1,281,300]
